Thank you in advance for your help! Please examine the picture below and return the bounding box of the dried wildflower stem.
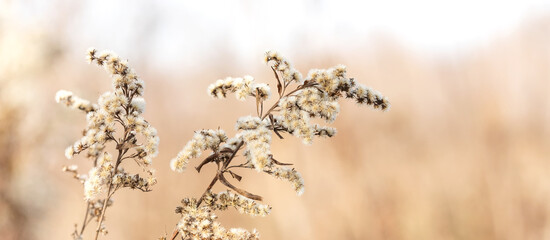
[196,175,219,207]
[94,148,123,240]
[79,202,91,235]
[58,49,159,240]
[169,141,245,240]
[169,229,179,240]
[260,82,316,121]
[94,185,113,240]
[168,174,220,240]
[169,51,389,239]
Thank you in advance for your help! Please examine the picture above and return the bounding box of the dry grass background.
[1,5,550,240]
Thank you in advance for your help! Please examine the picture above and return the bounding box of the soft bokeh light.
[1,1,550,240]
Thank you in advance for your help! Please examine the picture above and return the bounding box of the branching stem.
[93,147,125,240]
[79,202,91,235]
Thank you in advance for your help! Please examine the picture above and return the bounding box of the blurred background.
[2,0,550,239]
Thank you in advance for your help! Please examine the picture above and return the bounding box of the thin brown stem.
[222,141,244,169]
[94,185,113,240]
[196,175,219,207]
[261,100,280,121]
[195,140,246,207]
[170,230,179,240]
[79,202,91,235]
[226,163,254,171]
[93,148,124,240]
[85,214,95,226]
[169,78,309,240]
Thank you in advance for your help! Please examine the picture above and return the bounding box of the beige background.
[1,1,550,239]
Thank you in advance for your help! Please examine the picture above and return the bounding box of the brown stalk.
[78,202,91,235]
[93,115,135,240]
[170,67,319,240]
[93,148,124,240]
[271,66,282,97]
[170,141,245,240]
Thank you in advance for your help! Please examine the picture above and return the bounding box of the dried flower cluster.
[59,49,389,240]
[173,198,260,240]
[57,49,159,240]
[168,51,389,239]
[208,76,271,101]
[202,190,272,216]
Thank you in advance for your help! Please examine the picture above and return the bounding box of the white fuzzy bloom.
[84,167,102,200]
[55,90,97,113]
[207,75,271,102]
[171,129,227,172]
[87,48,145,97]
[98,91,126,116]
[266,167,305,195]
[86,48,97,63]
[176,202,260,240]
[264,50,302,84]
[59,49,159,202]
[142,126,160,160]
[313,125,337,138]
[131,97,146,113]
[146,175,157,186]
[251,83,271,101]
[64,145,75,159]
[83,152,114,201]
[112,173,123,185]
[239,125,272,171]
[308,69,339,95]
[55,90,73,103]
[220,137,243,152]
[242,75,254,85]
[263,50,279,63]
[279,96,314,145]
[217,191,272,217]
[331,64,347,78]
[352,84,391,110]
[235,116,262,130]
[67,165,78,171]
[296,88,340,123]
[226,228,260,240]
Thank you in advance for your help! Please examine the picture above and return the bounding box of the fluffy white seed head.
[65,146,75,160]
[131,97,146,114]
[239,125,272,171]
[207,75,271,102]
[56,90,97,113]
[266,167,305,195]
[171,129,227,173]
[59,49,159,200]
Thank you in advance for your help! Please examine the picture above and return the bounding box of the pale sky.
[5,0,550,68]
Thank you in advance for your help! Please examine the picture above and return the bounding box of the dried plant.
[56,49,159,240]
[168,51,390,239]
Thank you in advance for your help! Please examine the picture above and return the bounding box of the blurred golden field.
[1,2,550,240]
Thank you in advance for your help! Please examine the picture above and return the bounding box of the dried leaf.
[260,101,264,117]
[195,153,218,173]
[116,142,138,150]
[256,91,261,117]
[271,66,282,96]
[228,170,243,181]
[271,156,293,166]
[218,173,262,201]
